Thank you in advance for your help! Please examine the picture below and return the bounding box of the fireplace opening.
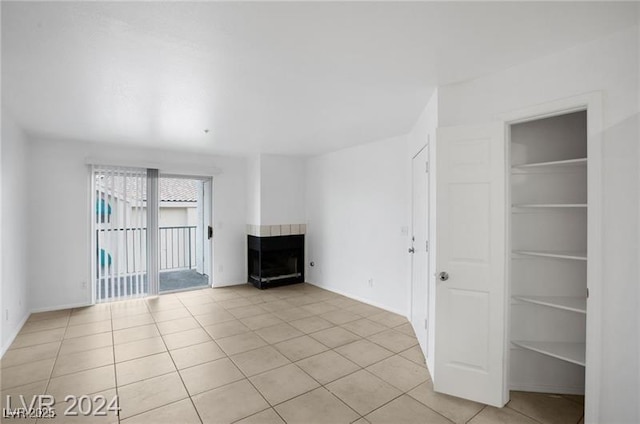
[248,234,304,289]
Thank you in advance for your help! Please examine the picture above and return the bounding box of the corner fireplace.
[248,234,304,289]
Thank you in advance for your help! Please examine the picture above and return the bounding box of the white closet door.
[434,123,507,406]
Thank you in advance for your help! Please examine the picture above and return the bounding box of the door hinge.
[586,287,589,298]
[425,162,429,173]
[424,318,428,329]
[425,240,429,252]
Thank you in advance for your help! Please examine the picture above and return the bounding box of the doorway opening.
[507,110,587,396]
[158,176,212,293]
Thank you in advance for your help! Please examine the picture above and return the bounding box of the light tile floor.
[1,283,585,424]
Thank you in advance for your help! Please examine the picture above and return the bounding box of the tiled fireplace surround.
[246,224,307,238]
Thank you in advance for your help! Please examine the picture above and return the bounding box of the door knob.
[438,272,449,281]
[408,247,415,254]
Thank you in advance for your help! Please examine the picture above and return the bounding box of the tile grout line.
[178,289,308,423]
[171,292,214,424]
[180,288,362,423]
[208,289,390,422]
[41,313,71,397]
[465,405,487,423]
[201,290,303,421]
[5,285,585,424]
[113,294,201,422]
[503,403,546,424]
[109,302,121,424]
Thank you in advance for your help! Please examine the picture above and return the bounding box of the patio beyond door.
[158,176,211,293]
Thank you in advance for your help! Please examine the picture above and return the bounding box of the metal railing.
[159,226,197,270]
[96,226,197,275]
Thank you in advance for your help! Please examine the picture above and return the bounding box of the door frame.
[87,156,220,303]
[498,92,603,419]
[203,178,213,285]
[158,173,214,290]
[410,143,430,357]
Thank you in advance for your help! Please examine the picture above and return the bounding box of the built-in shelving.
[511,340,586,367]
[512,204,587,209]
[509,111,588,394]
[512,295,587,314]
[512,157,587,172]
[513,250,587,261]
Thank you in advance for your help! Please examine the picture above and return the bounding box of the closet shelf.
[512,250,587,261]
[512,204,587,209]
[512,158,587,171]
[512,296,586,314]
[511,340,585,367]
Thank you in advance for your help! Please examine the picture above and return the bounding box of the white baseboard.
[509,383,585,395]
[306,281,408,318]
[0,312,30,358]
[212,280,249,288]
[30,302,92,314]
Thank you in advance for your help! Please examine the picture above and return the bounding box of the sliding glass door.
[91,167,212,302]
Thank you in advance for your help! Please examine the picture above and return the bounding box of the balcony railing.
[96,226,197,275]
[159,226,197,270]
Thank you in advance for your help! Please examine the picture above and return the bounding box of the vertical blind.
[146,169,160,298]
[93,166,149,303]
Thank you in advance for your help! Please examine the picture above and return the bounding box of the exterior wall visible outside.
[96,189,200,277]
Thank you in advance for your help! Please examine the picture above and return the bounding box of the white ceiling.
[2,2,637,156]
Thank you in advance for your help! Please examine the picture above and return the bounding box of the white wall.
[305,136,410,314]
[1,111,30,355]
[159,207,190,227]
[27,137,247,311]
[246,154,306,228]
[438,26,639,424]
[406,89,438,372]
[260,154,306,226]
[637,11,640,417]
[246,154,261,226]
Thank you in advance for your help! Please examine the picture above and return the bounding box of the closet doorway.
[433,93,601,419]
[508,111,588,395]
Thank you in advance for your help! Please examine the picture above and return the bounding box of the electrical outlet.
[368,278,374,287]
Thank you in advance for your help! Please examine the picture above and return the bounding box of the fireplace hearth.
[248,234,304,289]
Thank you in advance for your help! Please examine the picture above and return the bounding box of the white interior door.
[434,123,507,407]
[411,146,429,354]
